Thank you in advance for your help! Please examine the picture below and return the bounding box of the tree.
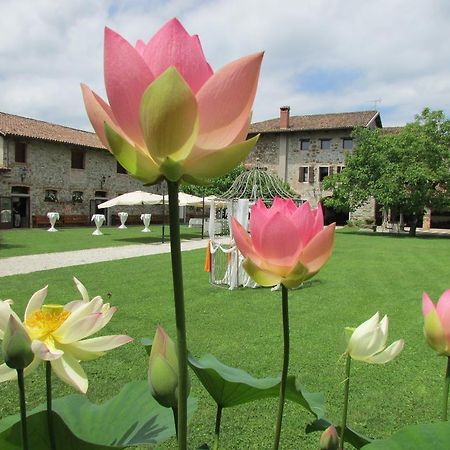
[323,108,450,236]
[180,164,246,197]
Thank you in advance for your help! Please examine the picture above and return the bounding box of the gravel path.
[0,239,209,277]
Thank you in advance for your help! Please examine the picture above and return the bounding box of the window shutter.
[299,166,305,182]
[309,166,315,183]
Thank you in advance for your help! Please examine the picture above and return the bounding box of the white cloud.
[0,0,449,129]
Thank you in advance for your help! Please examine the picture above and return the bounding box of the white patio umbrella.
[97,191,163,208]
[160,192,203,206]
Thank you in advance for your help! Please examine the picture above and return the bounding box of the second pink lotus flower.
[81,18,263,185]
[231,198,335,288]
[422,290,450,355]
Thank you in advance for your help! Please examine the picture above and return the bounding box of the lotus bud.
[319,425,339,450]
[148,326,190,408]
[2,315,34,370]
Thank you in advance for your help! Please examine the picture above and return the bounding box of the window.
[319,166,329,182]
[336,165,345,174]
[15,142,27,163]
[71,149,85,169]
[299,166,314,183]
[117,161,127,174]
[299,166,309,183]
[342,138,353,150]
[45,190,58,202]
[72,191,83,203]
[320,139,331,150]
[300,139,310,151]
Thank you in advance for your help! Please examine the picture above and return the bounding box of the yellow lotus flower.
[0,278,132,393]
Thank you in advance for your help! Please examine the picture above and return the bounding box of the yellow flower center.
[25,304,71,341]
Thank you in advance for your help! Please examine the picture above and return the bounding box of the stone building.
[247,107,382,224]
[0,112,160,229]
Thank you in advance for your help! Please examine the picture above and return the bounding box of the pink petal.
[257,211,302,267]
[196,52,263,150]
[135,39,146,56]
[142,18,213,93]
[249,199,268,252]
[436,290,450,317]
[81,84,121,150]
[312,203,325,235]
[292,202,316,246]
[437,290,450,342]
[422,292,436,317]
[104,27,154,148]
[231,218,262,266]
[300,223,336,273]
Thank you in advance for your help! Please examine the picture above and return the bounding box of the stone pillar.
[423,208,431,230]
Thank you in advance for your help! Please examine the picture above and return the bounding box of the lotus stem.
[443,356,450,421]
[167,180,188,450]
[213,404,223,450]
[17,368,29,450]
[172,406,179,439]
[272,284,290,450]
[340,353,352,450]
[46,362,57,450]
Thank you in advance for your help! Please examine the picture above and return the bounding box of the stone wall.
[0,137,161,226]
[247,129,352,208]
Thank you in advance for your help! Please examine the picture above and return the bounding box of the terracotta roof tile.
[249,110,381,133]
[0,111,105,149]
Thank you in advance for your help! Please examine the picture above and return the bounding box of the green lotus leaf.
[0,381,197,449]
[361,422,450,449]
[141,339,324,416]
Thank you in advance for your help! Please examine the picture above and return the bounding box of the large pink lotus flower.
[231,198,335,288]
[81,18,263,185]
[422,290,450,355]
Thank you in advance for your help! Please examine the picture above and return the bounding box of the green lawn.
[1,231,449,449]
[0,225,204,258]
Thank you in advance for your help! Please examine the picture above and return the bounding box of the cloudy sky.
[1,0,449,130]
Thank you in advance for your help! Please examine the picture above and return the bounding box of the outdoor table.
[140,213,152,233]
[91,214,105,235]
[118,211,128,229]
[47,212,59,232]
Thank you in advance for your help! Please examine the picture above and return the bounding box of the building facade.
[247,107,382,224]
[0,112,160,229]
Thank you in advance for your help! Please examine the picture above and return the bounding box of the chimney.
[279,106,290,129]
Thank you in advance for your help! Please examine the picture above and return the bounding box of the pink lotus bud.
[148,326,190,408]
[422,290,450,355]
[319,425,339,450]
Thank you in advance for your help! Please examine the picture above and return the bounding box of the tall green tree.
[324,108,450,236]
[180,164,246,197]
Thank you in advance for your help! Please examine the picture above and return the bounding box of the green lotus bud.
[2,315,34,370]
[319,425,339,450]
[148,326,190,408]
